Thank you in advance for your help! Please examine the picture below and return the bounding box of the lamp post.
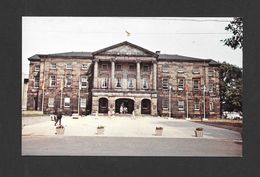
[185,85,190,120]
[168,85,172,119]
[60,76,63,109]
[78,79,81,115]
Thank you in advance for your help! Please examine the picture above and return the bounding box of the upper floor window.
[101,78,108,88]
[82,64,89,70]
[129,64,136,71]
[101,64,108,70]
[115,78,122,88]
[162,64,169,73]
[81,76,88,88]
[50,63,56,69]
[128,78,134,88]
[208,69,215,77]
[34,76,39,88]
[209,81,214,93]
[116,64,122,71]
[66,63,72,70]
[49,75,56,87]
[177,65,184,73]
[192,66,200,74]
[193,79,200,91]
[65,75,72,87]
[178,78,185,91]
[35,65,40,72]
[178,101,185,111]
[143,65,149,72]
[64,97,70,107]
[48,98,55,108]
[162,78,169,90]
[142,78,149,89]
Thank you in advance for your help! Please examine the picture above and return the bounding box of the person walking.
[54,109,63,126]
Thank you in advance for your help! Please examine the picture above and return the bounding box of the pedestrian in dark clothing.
[55,109,63,126]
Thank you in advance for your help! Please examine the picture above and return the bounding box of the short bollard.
[97,126,104,135]
[195,127,203,137]
[155,127,163,136]
[55,125,65,135]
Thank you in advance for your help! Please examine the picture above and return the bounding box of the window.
[128,79,134,88]
[49,75,56,87]
[210,102,214,111]
[209,82,214,92]
[194,99,200,111]
[162,78,169,90]
[142,78,149,89]
[177,66,184,73]
[81,76,88,88]
[50,63,56,69]
[82,64,89,70]
[115,78,122,88]
[116,64,122,71]
[35,65,40,72]
[101,78,108,88]
[193,79,199,91]
[143,65,149,72]
[208,69,214,77]
[64,97,70,107]
[193,66,200,74]
[162,64,169,73]
[162,99,169,109]
[48,98,54,107]
[80,98,86,108]
[178,101,185,111]
[102,64,108,70]
[65,75,72,87]
[66,63,72,70]
[129,64,136,70]
[178,78,185,91]
[34,76,39,88]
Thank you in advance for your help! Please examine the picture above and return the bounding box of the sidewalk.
[22,115,242,141]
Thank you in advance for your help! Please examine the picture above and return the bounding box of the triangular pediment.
[93,41,157,57]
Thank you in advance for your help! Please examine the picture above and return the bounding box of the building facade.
[26,41,220,118]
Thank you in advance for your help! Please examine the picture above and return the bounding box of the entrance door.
[141,99,151,114]
[34,96,38,110]
[99,98,108,113]
[115,98,134,114]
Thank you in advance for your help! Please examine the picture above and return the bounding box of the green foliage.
[222,17,243,49]
[219,62,242,113]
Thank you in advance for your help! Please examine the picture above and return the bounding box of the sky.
[22,17,243,75]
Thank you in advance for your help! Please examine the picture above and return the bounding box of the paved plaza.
[22,115,242,156]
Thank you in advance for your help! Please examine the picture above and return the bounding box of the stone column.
[153,61,157,91]
[136,60,141,90]
[93,59,99,88]
[111,59,115,89]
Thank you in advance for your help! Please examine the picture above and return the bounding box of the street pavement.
[22,115,242,156]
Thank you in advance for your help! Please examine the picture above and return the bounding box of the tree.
[222,17,243,49]
[219,62,243,113]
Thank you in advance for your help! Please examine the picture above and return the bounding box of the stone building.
[26,41,220,118]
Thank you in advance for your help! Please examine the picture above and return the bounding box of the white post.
[41,60,46,112]
[203,85,208,121]
[185,91,191,120]
[168,85,171,119]
[78,79,81,115]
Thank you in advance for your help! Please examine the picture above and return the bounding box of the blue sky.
[22,17,242,74]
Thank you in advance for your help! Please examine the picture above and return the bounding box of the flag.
[125,30,131,37]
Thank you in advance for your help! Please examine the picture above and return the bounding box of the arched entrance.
[141,99,151,114]
[99,98,108,113]
[115,98,134,114]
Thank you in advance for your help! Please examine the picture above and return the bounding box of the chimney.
[156,51,160,54]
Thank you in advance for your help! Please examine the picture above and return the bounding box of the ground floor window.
[80,98,86,108]
[48,97,54,107]
[64,97,70,107]
[162,99,169,109]
[194,99,200,111]
[209,102,214,111]
[178,100,184,111]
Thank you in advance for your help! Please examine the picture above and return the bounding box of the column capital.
[110,57,116,62]
[93,58,99,62]
[152,60,157,64]
[136,59,141,63]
